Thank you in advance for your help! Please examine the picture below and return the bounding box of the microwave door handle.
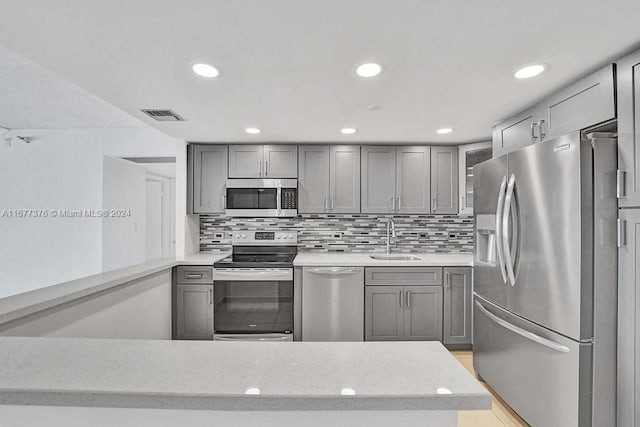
[277,184,282,216]
[495,176,508,283]
[502,174,517,287]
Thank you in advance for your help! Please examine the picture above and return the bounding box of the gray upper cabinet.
[228,145,297,178]
[228,145,263,178]
[493,64,616,159]
[430,146,458,214]
[396,147,431,213]
[191,145,228,214]
[298,145,360,213]
[330,145,360,213]
[443,267,472,345]
[404,285,443,341]
[617,50,640,207]
[361,146,396,213]
[264,145,298,178]
[542,64,615,139]
[176,284,213,340]
[492,107,541,158]
[365,285,404,341]
[298,145,330,213]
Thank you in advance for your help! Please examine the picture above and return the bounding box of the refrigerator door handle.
[495,175,508,283]
[502,173,517,286]
[475,300,570,354]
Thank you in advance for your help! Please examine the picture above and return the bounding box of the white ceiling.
[0,45,145,129]
[1,0,640,143]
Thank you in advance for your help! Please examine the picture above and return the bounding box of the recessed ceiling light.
[436,128,453,135]
[191,63,220,78]
[341,127,357,135]
[245,127,261,135]
[514,64,546,79]
[355,62,383,78]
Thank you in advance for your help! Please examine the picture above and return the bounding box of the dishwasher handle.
[305,267,363,275]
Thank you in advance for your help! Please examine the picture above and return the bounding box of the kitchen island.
[0,337,490,426]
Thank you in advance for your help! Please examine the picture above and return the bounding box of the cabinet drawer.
[176,266,214,284]
[365,267,443,286]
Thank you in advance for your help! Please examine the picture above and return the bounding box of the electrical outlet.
[214,233,224,239]
[449,233,457,239]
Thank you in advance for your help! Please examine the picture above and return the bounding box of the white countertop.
[176,252,230,265]
[293,252,473,267]
[0,337,490,411]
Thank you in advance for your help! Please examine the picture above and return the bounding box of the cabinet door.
[228,145,263,178]
[443,267,472,345]
[430,146,458,214]
[365,286,404,341]
[618,209,640,426]
[298,145,330,213]
[542,64,615,140]
[404,286,443,341]
[458,141,492,214]
[361,146,396,213]
[192,145,228,213]
[176,284,213,340]
[330,145,360,213]
[492,108,539,158]
[618,50,640,208]
[264,145,298,178]
[396,146,430,213]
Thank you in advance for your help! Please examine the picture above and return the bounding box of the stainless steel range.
[213,231,297,341]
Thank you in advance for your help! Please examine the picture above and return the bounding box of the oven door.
[214,268,294,335]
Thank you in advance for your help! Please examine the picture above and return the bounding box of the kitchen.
[1,1,640,426]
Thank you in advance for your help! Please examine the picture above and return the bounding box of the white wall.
[101,156,147,271]
[0,270,171,339]
[0,127,180,299]
[0,129,103,298]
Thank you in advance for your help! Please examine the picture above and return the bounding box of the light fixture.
[341,127,357,135]
[436,387,453,395]
[355,62,383,78]
[191,63,220,78]
[245,127,261,135]
[436,128,453,135]
[514,64,546,79]
[340,388,356,396]
[245,388,261,395]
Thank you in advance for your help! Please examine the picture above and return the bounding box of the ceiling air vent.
[141,109,185,122]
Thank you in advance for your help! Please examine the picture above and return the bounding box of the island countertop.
[0,337,490,411]
[293,252,473,267]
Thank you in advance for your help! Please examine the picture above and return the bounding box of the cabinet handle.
[331,196,334,211]
[265,161,269,176]
[530,122,538,140]
[186,273,204,279]
[617,170,627,198]
[323,196,328,211]
[223,195,227,209]
[445,272,451,288]
[391,196,396,211]
[399,291,403,308]
[406,291,411,308]
[208,289,213,305]
[432,196,437,212]
[538,120,546,141]
[618,218,627,248]
[397,197,401,211]
[259,159,262,176]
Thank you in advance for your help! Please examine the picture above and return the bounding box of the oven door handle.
[213,334,293,342]
[215,269,293,281]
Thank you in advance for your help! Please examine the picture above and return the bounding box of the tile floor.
[451,351,529,427]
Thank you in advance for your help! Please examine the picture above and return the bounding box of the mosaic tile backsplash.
[200,214,474,253]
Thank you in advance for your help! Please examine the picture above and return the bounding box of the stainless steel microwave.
[225,179,297,217]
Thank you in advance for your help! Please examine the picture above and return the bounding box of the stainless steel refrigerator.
[473,131,617,427]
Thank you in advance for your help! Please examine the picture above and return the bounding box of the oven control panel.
[232,231,298,245]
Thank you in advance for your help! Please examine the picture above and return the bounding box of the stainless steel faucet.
[386,218,396,254]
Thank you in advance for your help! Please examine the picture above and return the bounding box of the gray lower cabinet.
[430,146,458,214]
[617,208,640,426]
[404,285,443,341]
[176,284,213,340]
[617,50,640,208]
[365,286,404,341]
[443,267,472,345]
[189,145,228,213]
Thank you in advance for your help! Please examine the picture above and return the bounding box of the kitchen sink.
[369,254,423,261]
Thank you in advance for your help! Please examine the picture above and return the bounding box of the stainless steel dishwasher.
[301,266,364,341]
